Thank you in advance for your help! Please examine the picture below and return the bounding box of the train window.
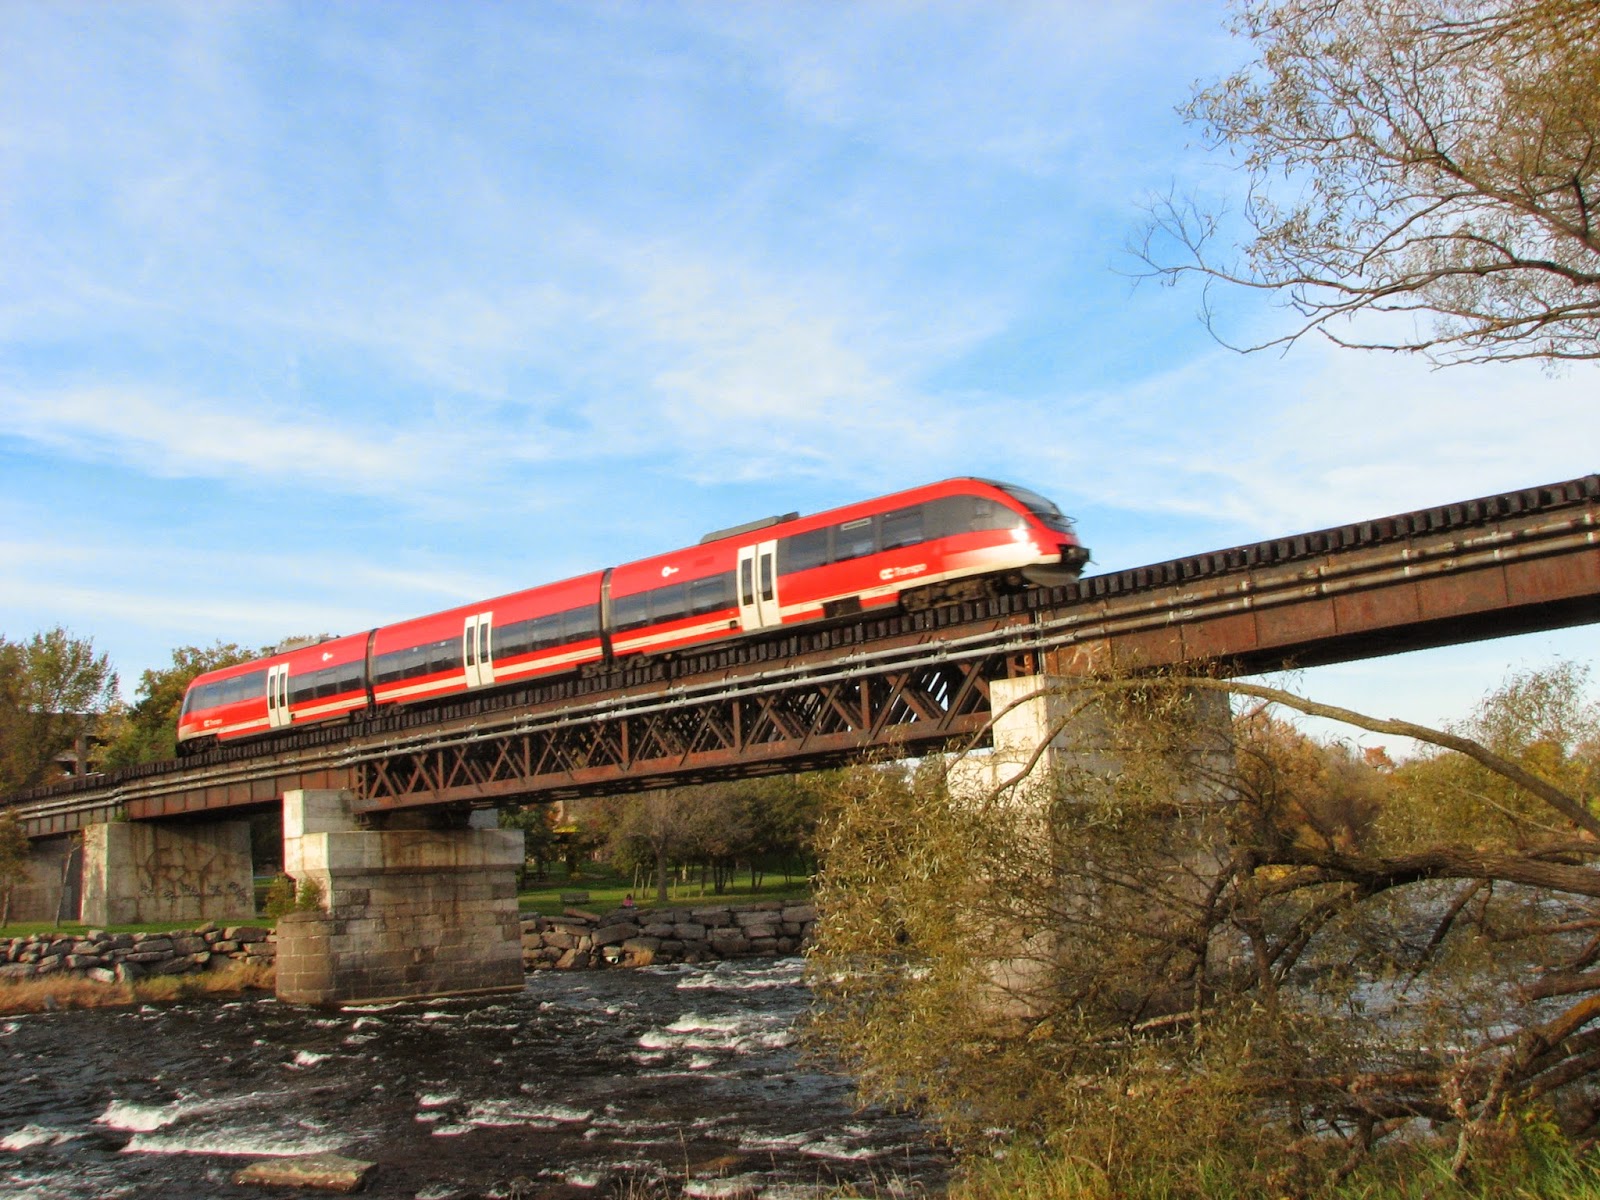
[532,614,562,650]
[221,670,266,706]
[612,592,651,632]
[491,605,602,657]
[930,495,1023,535]
[834,516,878,562]
[652,583,689,625]
[428,639,461,675]
[778,528,830,574]
[740,559,754,607]
[494,621,526,659]
[689,573,733,615]
[566,606,601,640]
[982,497,1027,531]
[995,484,1075,535]
[880,506,925,551]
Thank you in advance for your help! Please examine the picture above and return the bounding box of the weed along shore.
[0,924,278,1012]
[0,900,817,1013]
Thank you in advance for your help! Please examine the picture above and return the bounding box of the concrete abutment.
[80,818,255,927]
[274,789,525,1006]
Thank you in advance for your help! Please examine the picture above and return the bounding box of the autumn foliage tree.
[1139,0,1600,364]
[807,666,1600,1194]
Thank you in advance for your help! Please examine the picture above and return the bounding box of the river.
[0,958,948,1199]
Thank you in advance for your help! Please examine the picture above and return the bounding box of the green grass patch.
[517,864,811,916]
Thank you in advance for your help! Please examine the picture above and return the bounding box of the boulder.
[591,922,640,948]
[233,1151,376,1193]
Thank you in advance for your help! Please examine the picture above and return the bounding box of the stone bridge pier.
[947,674,1235,1022]
[79,818,256,927]
[273,789,525,1006]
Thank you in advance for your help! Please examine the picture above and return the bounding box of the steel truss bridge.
[8,474,1598,838]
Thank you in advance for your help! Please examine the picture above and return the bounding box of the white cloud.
[0,384,464,498]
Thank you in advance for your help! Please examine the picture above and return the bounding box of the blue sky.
[1,1,1592,747]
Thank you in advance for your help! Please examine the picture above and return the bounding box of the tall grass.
[0,961,274,1014]
[949,1131,1600,1200]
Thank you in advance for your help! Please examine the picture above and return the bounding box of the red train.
[176,478,1089,753]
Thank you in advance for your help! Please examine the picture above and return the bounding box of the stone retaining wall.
[0,900,818,988]
[521,900,818,970]
[0,923,276,984]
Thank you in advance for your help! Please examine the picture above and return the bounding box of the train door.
[736,541,781,632]
[266,664,292,729]
[463,611,495,688]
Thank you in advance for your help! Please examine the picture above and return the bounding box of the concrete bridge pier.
[79,818,256,927]
[947,675,1234,1022]
[274,789,525,1006]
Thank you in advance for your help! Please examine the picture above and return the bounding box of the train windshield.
[996,484,1076,536]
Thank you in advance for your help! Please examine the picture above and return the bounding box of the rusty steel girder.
[351,654,1014,812]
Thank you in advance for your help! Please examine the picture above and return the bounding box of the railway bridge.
[5,474,1597,1004]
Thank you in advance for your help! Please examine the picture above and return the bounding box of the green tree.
[101,641,264,766]
[0,627,119,793]
[1139,0,1600,364]
[728,774,825,889]
[600,788,704,903]
[0,811,31,925]
[808,666,1600,1192]
[500,802,558,881]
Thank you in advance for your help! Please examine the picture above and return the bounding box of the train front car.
[603,478,1089,662]
[176,632,371,753]
[176,657,274,753]
[983,480,1092,587]
[756,478,1088,624]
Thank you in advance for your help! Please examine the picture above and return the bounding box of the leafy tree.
[1139,0,1600,364]
[807,665,1600,1192]
[600,788,703,903]
[101,641,265,766]
[0,627,119,793]
[728,774,826,889]
[500,802,558,882]
[0,811,30,926]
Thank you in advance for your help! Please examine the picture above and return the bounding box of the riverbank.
[0,961,276,1013]
[521,899,817,969]
[0,900,818,1014]
[0,923,276,985]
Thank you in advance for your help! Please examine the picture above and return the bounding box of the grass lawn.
[518,864,813,916]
